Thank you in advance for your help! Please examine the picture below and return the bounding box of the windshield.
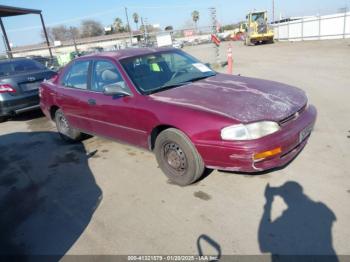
[120,50,216,94]
[251,13,265,22]
[0,59,47,77]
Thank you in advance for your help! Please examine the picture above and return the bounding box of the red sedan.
[40,48,316,185]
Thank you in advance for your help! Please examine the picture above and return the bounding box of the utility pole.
[144,17,149,45]
[140,17,145,45]
[69,27,79,54]
[272,0,275,22]
[124,7,133,47]
[209,7,219,65]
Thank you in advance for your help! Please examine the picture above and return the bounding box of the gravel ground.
[0,39,349,259]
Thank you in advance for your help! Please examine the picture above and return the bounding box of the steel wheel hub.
[58,114,69,132]
[163,142,187,175]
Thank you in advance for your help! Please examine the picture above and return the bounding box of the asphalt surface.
[0,40,349,259]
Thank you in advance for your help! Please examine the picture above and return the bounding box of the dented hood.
[150,74,307,123]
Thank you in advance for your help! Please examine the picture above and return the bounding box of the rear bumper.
[40,101,51,119]
[0,92,39,117]
[195,105,317,172]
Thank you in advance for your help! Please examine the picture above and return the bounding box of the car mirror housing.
[103,84,131,97]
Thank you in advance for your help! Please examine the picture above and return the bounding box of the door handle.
[87,98,96,105]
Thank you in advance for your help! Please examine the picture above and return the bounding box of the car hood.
[150,74,307,123]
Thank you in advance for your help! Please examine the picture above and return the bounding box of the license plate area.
[299,124,313,143]
[20,82,40,92]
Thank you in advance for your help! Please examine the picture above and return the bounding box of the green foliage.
[80,20,104,38]
[191,10,200,23]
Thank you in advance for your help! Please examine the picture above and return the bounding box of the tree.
[80,20,104,38]
[41,27,54,43]
[191,10,200,32]
[41,25,79,42]
[165,25,173,31]
[132,13,139,30]
[68,26,80,39]
[113,17,126,33]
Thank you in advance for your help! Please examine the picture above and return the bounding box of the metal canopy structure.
[0,4,52,58]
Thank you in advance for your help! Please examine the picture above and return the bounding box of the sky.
[0,0,349,51]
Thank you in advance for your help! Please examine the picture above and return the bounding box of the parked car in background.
[172,40,184,49]
[40,48,316,185]
[0,57,56,122]
[26,55,59,71]
[85,47,104,54]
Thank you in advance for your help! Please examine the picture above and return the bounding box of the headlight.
[221,121,280,141]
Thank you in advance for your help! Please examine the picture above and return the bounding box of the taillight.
[0,84,16,93]
[39,86,43,98]
[49,74,58,83]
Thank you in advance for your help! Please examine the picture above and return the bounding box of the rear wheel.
[154,128,205,186]
[55,109,81,142]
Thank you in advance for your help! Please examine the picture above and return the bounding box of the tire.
[154,128,205,186]
[55,109,81,142]
[0,116,8,123]
[245,37,253,46]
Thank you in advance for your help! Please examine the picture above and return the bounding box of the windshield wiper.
[144,81,192,95]
[144,73,217,95]
[188,73,216,82]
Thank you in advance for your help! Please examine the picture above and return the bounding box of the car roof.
[0,57,34,63]
[79,47,178,61]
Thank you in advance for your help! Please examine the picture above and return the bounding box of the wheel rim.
[162,142,188,176]
[57,113,70,135]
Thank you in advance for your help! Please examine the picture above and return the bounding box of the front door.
[86,59,147,147]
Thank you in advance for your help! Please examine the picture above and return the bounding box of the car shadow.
[9,109,45,122]
[258,181,338,261]
[0,131,102,259]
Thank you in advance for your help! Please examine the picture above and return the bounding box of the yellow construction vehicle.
[243,11,274,45]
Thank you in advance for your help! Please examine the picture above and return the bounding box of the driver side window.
[91,60,128,93]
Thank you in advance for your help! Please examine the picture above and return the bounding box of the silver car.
[0,57,55,122]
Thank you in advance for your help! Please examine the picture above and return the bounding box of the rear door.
[55,59,93,132]
[84,58,147,146]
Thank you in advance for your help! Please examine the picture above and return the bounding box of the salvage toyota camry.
[40,48,317,185]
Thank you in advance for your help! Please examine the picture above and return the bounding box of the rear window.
[0,59,46,77]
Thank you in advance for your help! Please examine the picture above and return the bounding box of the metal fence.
[272,12,350,41]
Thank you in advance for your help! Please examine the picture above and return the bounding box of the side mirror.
[103,84,131,97]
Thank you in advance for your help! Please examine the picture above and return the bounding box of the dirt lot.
[0,40,349,259]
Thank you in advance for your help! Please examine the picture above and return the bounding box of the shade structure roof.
[0,4,41,17]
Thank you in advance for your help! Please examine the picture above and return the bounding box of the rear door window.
[61,60,90,90]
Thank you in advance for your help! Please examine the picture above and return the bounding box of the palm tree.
[191,10,200,32]
[132,13,139,30]
[113,17,124,32]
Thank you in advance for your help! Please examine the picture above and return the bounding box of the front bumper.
[0,92,39,117]
[195,105,317,172]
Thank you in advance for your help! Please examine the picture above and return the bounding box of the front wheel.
[55,109,81,142]
[245,37,254,46]
[154,128,205,186]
